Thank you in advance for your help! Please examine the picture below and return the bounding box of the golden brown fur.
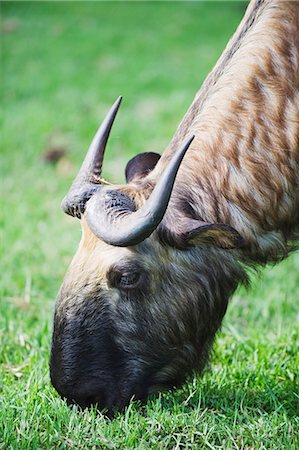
[51,1,299,411]
[146,0,299,262]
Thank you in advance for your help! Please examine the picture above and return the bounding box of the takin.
[50,0,299,413]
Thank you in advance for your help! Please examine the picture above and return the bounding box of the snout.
[50,300,150,412]
[50,376,125,412]
[51,376,150,412]
[54,383,106,410]
[50,357,150,412]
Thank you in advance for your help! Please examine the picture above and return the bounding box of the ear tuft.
[161,216,244,249]
[125,152,161,183]
[186,222,244,249]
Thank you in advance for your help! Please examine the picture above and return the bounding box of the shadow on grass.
[153,375,298,419]
[46,374,297,422]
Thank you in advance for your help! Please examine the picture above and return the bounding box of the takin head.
[50,98,245,413]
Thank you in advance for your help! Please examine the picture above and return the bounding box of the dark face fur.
[51,99,245,413]
[50,218,245,413]
[51,0,299,413]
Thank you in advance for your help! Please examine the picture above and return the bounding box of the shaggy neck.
[145,0,299,264]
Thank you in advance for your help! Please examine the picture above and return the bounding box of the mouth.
[60,381,152,416]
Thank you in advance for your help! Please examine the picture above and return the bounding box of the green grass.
[1,1,298,449]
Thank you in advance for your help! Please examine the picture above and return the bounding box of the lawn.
[1,1,298,449]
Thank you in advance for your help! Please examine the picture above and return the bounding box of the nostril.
[84,395,95,405]
[84,394,103,408]
[66,395,95,409]
[65,389,107,410]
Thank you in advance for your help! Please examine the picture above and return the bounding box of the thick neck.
[145,0,299,263]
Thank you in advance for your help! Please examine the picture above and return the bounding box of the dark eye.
[119,272,140,288]
[107,262,148,292]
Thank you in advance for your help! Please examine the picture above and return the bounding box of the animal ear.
[125,152,161,183]
[163,216,244,249]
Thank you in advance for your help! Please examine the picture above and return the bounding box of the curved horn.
[61,96,122,218]
[85,135,195,246]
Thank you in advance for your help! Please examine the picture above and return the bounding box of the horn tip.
[180,134,195,156]
[187,134,195,145]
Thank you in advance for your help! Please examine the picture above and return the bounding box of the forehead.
[67,218,134,280]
